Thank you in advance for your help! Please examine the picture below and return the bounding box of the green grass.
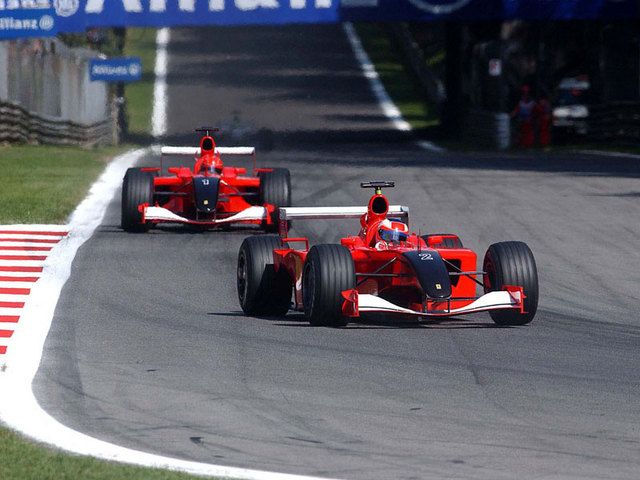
[0,144,127,224]
[124,28,158,136]
[354,23,439,130]
[0,428,209,480]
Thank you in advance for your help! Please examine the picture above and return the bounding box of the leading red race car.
[237,182,538,327]
[121,128,290,232]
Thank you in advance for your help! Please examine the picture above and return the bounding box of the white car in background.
[552,76,590,135]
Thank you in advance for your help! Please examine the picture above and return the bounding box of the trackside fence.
[0,38,114,146]
[588,102,640,142]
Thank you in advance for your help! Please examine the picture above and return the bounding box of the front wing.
[342,287,525,318]
[142,205,267,226]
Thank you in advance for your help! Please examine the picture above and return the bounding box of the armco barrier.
[0,100,113,146]
[0,38,114,146]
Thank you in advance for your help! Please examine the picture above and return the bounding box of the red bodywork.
[141,135,275,227]
[272,192,524,318]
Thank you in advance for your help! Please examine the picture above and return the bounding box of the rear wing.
[279,206,409,222]
[160,146,255,156]
[160,146,257,172]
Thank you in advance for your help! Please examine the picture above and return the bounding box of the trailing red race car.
[237,182,538,327]
[121,127,290,232]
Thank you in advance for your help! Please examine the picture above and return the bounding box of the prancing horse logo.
[406,0,473,15]
[54,0,80,17]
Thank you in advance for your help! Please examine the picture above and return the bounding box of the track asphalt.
[33,25,640,480]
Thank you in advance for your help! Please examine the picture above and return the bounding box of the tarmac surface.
[34,25,640,480]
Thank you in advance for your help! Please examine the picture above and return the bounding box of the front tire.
[303,244,355,327]
[121,168,153,232]
[259,168,291,233]
[259,168,291,207]
[483,241,539,326]
[237,235,291,316]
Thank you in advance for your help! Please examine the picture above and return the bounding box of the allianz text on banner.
[2,0,338,32]
[0,5,57,39]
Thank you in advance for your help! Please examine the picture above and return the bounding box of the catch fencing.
[0,38,114,146]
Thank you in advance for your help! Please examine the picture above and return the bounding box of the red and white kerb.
[0,227,68,356]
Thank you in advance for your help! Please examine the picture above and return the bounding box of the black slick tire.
[302,244,356,327]
[121,168,153,233]
[483,241,539,326]
[259,168,291,233]
[237,235,291,316]
[259,168,291,207]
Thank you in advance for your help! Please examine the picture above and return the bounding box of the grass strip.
[0,427,210,480]
[124,28,158,136]
[354,23,439,130]
[0,145,126,224]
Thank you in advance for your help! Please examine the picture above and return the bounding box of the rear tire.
[237,235,291,316]
[483,241,538,326]
[121,168,153,232]
[303,244,355,327]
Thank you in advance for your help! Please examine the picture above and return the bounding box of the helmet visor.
[379,228,408,243]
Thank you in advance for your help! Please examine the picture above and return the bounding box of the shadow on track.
[208,310,509,330]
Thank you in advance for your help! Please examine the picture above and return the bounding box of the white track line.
[577,149,640,160]
[342,22,445,153]
[151,28,170,139]
[0,27,338,480]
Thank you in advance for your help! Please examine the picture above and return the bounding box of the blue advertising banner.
[0,6,57,39]
[89,56,142,82]
[341,0,638,21]
[54,0,339,33]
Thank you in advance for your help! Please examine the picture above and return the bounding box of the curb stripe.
[0,246,52,252]
[0,251,51,257]
[0,238,60,244]
[0,231,68,236]
[0,346,6,354]
[0,302,24,308]
[0,266,44,273]
[0,316,20,323]
[0,288,30,295]
[0,256,48,261]
[0,276,39,282]
[0,330,13,338]
[0,235,65,241]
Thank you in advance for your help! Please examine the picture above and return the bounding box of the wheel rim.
[237,252,248,304]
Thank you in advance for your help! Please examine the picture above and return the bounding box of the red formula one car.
[237,182,538,327]
[121,128,290,232]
